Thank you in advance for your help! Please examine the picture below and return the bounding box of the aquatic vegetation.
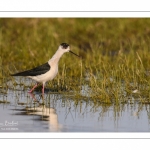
[1,18,150,104]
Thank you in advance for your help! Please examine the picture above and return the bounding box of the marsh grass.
[1,18,150,105]
[0,56,2,87]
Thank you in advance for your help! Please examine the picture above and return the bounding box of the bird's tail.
[10,71,29,76]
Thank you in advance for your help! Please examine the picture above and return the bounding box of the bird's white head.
[58,43,70,53]
[58,43,80,57]
[49,43,80,64]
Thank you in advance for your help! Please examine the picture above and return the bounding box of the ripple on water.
[0,87,150,132]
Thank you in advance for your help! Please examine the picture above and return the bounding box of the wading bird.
[11,43,80,94]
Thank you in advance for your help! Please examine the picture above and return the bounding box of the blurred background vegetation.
[0,18,150,68]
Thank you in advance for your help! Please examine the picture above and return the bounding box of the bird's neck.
[48,50,64,64]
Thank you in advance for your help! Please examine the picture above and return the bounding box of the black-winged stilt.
[11,43,80,94]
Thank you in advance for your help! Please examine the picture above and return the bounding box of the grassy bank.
[1,18,150,104]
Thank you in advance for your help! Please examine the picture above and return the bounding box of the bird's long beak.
[69,50,80,57]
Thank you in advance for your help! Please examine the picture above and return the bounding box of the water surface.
[0,86,150,132]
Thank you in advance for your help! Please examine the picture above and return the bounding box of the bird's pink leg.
[28,92,38,101]
[42,83,45,94]
[28,83,39,93]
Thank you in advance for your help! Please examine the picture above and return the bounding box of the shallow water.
[0,86,150,132]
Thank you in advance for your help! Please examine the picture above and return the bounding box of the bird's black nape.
[60,43,69,49]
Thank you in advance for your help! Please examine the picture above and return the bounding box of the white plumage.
[11,43,80,94]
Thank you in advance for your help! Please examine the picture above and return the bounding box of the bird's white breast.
[29,62,58,83]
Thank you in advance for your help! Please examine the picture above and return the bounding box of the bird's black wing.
[11,62,51,76]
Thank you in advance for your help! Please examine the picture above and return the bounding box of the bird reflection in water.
[27,92,62,132]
